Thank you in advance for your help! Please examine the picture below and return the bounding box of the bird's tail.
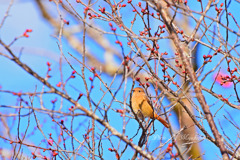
[154,113,169,128]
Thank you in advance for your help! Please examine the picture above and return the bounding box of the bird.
[131,87,169,128]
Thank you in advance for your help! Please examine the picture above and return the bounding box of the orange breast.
[132,95,154,118]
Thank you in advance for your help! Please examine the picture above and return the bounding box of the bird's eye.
[138,90,141,92]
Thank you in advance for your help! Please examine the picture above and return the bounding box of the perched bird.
[131,87,169,128]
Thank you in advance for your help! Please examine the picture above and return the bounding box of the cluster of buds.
[71,70,76,78]
[116,109,124,117]
[138,2,149,15]
[32,152,37,159]
[175,59,182,68]
[218,94,229,103]
[108,148,120,159]
[160,63,168,72]
[166,143,173,153]
[88,12,99,19]
[83,128,93,140]
[165,143,178,158]
[46,62,51,78]
[12,91,22,97]
[109,22,117,32]
[99,7,105,13]
[52,151,58,157]
[91,67,99,77]
[68,106,74,111]
[63,19,69,25]
[172,81,179,88]
[139,28,151,36]
[215,3,224,15]
[220,74,237,85]
[23,29,32,38]
[115,40,122,46]
[135,77,151,87]
[56,82,62,87]
[203,54,213,64]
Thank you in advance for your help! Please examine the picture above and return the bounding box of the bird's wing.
[142,95,155,118]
